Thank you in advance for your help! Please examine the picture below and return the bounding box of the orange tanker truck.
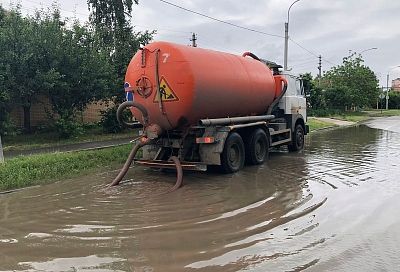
[111,41,308,189]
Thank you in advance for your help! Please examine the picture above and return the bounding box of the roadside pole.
[0,135,4,163]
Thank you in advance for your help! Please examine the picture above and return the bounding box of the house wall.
[9,96,110,128]
[392,78,400,92]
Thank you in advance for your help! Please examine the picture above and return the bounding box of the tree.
[324,86,352,110]
[300,73,325,112]
[0,72,10,135]
[87,0,154,132]
[87,0,153,81]
[389,91,400,109]
[0,7,39,132]
[35,11,116,137]
[321,53,379,110]
[0,6,119,137]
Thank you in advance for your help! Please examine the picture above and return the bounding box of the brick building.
[10,96,108,129]
[392,78,400,92]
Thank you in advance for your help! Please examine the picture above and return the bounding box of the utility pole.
[0,135,4,164]
[284,22,288,71]
[318,55,322,86]
[191,33,197,47]
[284,0,301,71]
[386,73,389,110]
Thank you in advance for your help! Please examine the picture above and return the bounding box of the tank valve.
[145,124,163,140]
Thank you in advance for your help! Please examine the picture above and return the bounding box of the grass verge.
[0,144,132,192]
[3,127,137,152]
[328,109,400,122]
[308,118,338,132]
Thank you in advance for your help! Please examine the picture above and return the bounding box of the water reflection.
[1,121,400,271]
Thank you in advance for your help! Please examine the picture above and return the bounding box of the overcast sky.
[2,0,400,86]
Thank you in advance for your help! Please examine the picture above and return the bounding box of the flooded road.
[1,117,400,271]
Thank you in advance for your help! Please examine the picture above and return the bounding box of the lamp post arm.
[287,0,301,26]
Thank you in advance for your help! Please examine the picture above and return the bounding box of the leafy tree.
[87,0,153,82]
[34,12,116,137]
[0,7,39,132]
[321,53,379,110]
[87,0,154,132]
[0,73,10,135]
[324,86,352,110]
[300,73,324,110]
[389,91,400,109]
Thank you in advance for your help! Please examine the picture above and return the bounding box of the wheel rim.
[296,128,304,148]
[255,138,266,161]
[228,144,240,168]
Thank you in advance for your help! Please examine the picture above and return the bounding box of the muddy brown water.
[1,117,400,272]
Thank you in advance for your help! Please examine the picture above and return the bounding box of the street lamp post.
[386,66,400,110]
[284,0,301,71]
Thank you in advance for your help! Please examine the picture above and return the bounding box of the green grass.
[320,109,400,123]
[308,118,338,131]
[0,144,132,192]
[3,127,136,152]
[329,112,368,122]
[364,109,400,117]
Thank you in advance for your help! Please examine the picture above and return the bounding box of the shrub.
[100,106,136,133]
[54,116,84,138]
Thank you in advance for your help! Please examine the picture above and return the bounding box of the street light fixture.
[359,47,378,54]
[284,0,301,71]
[386,65,400,110]
[348,47,377,57]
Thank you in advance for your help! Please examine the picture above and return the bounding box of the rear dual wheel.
[220,132,245,173]
[245,128,269,165]
[220,129,269,173]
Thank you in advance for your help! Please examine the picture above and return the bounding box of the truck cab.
[279,73,307,121]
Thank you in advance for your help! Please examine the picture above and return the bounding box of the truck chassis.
[135,113,308,173]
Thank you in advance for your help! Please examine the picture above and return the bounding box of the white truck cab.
[279,73,307,121]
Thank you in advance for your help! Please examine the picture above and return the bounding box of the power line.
[322,58,337,66]
[158,0,284,38]
[291,59,318,67]
[289,37,319,58]
[134,24,191,34]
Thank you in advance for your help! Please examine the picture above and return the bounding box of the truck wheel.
[220,132,245,173]
[245,128,269,165]
[288,124,305,152]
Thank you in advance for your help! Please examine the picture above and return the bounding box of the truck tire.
[245,128,269,165]
[220,132,245,173]
[288,124,305,152]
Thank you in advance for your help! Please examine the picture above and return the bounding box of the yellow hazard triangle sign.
[154,77,179,102]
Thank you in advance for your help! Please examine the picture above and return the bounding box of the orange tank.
[125,41,279,131]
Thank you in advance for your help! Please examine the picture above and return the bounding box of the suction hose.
[111,101,183,191]
[110,101,150,187]
[166,156,183,193]
[242,51,261,61]
[117,101,149,128]
[109,145,184,192]
[109,141,145,186]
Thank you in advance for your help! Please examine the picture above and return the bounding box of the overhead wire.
[158,0,284,38]
[158,0,340,72]
[10,0,341,71]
